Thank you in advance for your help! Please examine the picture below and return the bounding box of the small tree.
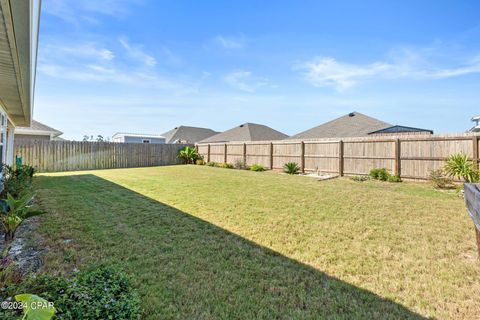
[177,146,200,164]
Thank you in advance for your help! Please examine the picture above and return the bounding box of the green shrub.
[217,163,234,169]
[195,159,205,165]
[0,256,23,288]
[234,160,248,170]
[1,192,46,244]
[387,175,402,183]
[283,162,300,175]
[429,169,454,189]
[1,165,35,198]
[444,153,480,183]
[351,175,369,182]
[250,164,266,172]
[369,168,391,181]
[207,162,218,167]
[177,146,201,164]
[1,266,141,320]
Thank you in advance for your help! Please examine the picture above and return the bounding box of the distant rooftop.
[289,112,434,139]
[200,123,288,143]
[368,125,433,135]
[161,126,218,143]
[289,112,391,140]
[471,115,480,132]
[15,120,63,137]
[112,132,165,139]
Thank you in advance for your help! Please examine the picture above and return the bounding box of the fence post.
[270,142,274,170]
[394,138,401,176]
[224,143,228,164]
[338,140,344,176]
[207,144,211,163]
[474,135,479,170]
[243,143,247,165]
[300,141,305,173]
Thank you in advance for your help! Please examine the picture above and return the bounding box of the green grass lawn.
[34,165,479,319]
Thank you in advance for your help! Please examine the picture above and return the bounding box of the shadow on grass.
[35,174,427,319]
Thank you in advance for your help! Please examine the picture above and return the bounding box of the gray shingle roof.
[161,126,218,143]
[289,112,392,140]
[200,123,289,143]
[15,120,63,137]
[368,125,433,135]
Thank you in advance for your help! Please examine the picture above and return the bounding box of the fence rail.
[14,141,192,172]
[197,134,480,180]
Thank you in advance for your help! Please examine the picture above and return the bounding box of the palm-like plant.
[1,193,45,244]
[444,153,480,183]
[283,162,300,174]
[177,146,200,164]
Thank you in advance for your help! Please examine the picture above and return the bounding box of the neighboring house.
[289,112,432,140]
[368,125,433,136]
[161,126,218,144]
[112,133,166,144]
[200,123,289,143]
[470,116,480,132]
[0,0,41,166]
[15,120,64,143]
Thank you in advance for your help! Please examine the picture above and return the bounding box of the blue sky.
[35,0,480,140]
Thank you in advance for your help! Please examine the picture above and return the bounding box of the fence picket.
[197,134,480,180]
[14,141,191,173]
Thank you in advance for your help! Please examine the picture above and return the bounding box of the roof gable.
[289,112,392,139]
[200,123,288,143]
[15,120,63,137]
[161,126,218,143]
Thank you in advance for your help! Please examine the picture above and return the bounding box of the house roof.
[15,120,63,137]
[289,112,392,140]
[112,132,166,139]
[471,116,480,132]
[368,125,433,135]
[161,126,218,143]
[0,1,41,126]
[200,123,289,143]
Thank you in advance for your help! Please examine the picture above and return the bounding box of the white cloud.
[37,38,195,93]
[214,35,246,49]
[44,0,142,24]
[299,58,392,90]
[160,47,182,66]
[38,63,185,91]
[427,57,480,78]
[298,54,480,91]
[224,70,273,92]
[41,43,114,61]
[119,38,157,67]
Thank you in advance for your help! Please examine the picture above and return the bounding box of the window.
[142,139,151,144]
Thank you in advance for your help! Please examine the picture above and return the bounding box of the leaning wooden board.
[464,183,480,258]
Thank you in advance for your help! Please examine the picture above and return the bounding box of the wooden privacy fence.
[14,141,192,172]
[197,134,480,180]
